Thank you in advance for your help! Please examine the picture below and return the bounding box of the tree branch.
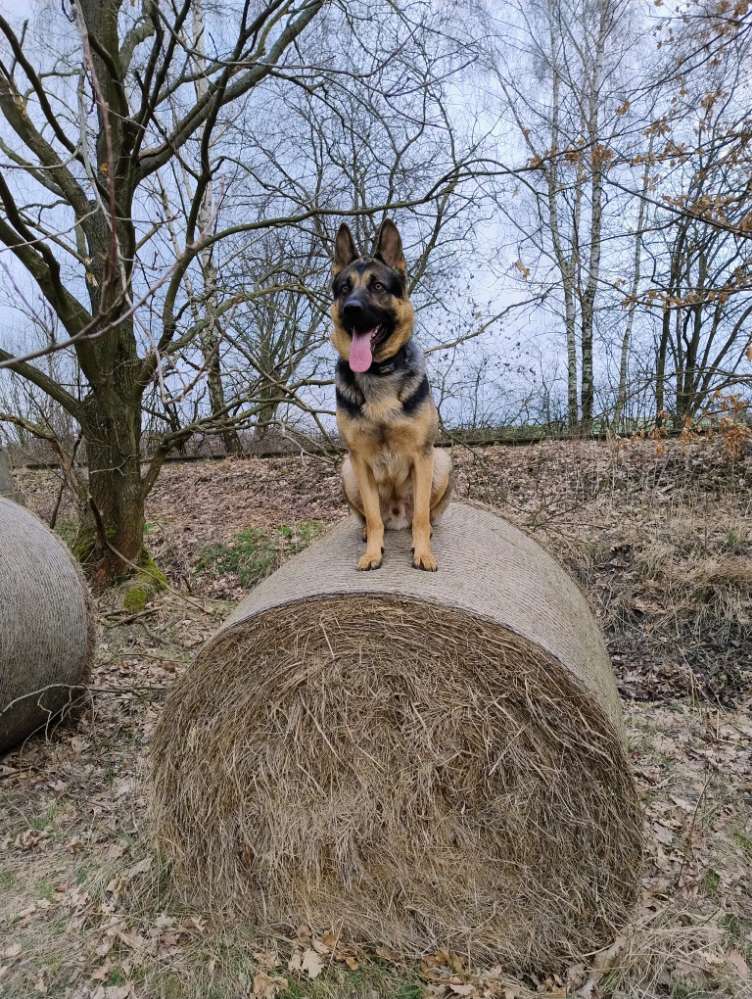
[0,350,83,419]
[137,0,325,179]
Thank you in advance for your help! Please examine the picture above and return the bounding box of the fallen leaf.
[253,971,288,998]
[653,823,674,845]
[104,986,133,999]
[252,950,279,972]
[725,950,749,978]
[300,948,324,979]
[92,963,113,982]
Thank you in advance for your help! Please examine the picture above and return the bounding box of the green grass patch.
[701,867,720,897]
[30,803,58,831]
[35,877,57,901]
[721,911,752,962]
[197,521,325,588]
[395,985,424,999]
[278,964,424,999]
[731,830,752,857]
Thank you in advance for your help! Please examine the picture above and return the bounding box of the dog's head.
[330,219,414,372]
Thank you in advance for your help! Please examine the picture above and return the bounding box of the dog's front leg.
[351,453,384,570]
[411,448,438,571]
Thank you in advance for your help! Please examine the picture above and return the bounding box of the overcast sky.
[0,0,40,17]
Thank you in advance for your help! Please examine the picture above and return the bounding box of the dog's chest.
[349,409,417,455]
[369,443,412,487]
[336,355,434,470]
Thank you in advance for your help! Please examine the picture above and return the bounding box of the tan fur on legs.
[342,455,364,516]
[342,454,367,540]
[411,449,437,571]
[342,447,451,542]
[430,447,452,522]
[350,453,384,570]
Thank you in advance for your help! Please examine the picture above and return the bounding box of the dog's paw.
[412,547,438,572]
[357,550,383,571]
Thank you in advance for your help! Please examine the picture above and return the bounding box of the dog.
[331,218,452,571]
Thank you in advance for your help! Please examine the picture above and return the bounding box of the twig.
[102,608,159,626]
[674,771,712,890]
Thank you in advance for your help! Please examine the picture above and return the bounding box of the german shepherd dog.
[331,219,452,571]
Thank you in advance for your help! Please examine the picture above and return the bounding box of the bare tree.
[0,1,472,582]
[489,0,643,430]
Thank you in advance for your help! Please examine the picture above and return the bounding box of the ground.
[1,436,751,999]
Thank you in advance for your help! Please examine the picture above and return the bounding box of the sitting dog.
[331,218,452,571]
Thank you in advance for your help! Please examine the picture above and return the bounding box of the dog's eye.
[372,281,385,292]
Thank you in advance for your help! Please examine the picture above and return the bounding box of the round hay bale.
[0,497,95,754]
[150,502,642,968]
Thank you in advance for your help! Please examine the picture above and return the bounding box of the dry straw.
[150,502,642,969]
[0,497,95,754]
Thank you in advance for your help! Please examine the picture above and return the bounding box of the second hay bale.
[0,497,94,754]
[150,502,642,968]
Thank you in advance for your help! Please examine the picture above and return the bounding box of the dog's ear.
[333,223,359,276]
[374,219,406,273]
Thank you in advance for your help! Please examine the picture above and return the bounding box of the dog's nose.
[343,296,367,326]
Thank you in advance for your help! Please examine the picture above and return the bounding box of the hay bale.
[0,497,95,754]
[151,502,642,968]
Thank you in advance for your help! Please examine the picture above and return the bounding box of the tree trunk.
[615,137,653,428]
[253,393,280,441]
[580,305,595,433]
[76,384,145,587]
[540,11,580,429]
[564,285,579,426]
[655,305,671,427]
[205,338,243,455]
[579,81,607,433]
[193,0,242,458]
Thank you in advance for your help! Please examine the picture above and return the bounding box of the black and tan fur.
[331,219,451,571]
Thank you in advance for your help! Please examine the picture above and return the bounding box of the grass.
[701,868,720,897]
[197,520,325,588]
[721,912,752,962]
[30,803,57,831]
[275,966,424,999]
[731,830,752,858]
[35,877,56,901]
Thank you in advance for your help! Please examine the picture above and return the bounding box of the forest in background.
[0,0,750,580]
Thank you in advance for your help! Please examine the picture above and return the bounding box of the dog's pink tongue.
[349,329,375,372]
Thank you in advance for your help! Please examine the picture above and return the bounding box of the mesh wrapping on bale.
[150,502,642,968]
[0,497,95,754]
